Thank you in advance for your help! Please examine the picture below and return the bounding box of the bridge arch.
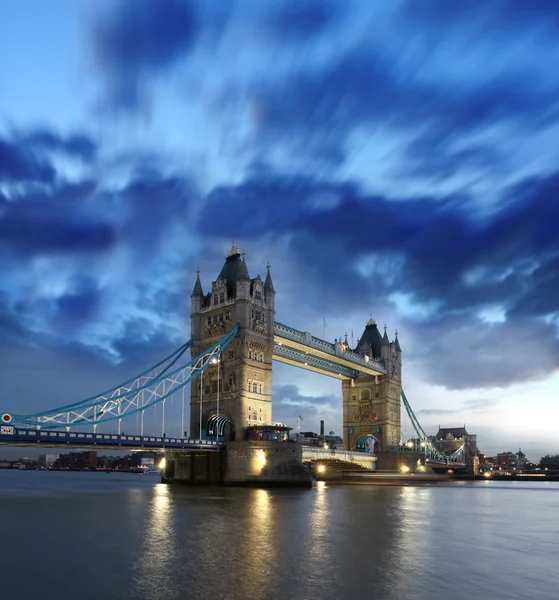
[355,434,379,453]
[206,412,234,441]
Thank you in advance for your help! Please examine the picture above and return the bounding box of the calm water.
[0,471,557,600]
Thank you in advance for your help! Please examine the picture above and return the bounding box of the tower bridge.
[0,243,470,483]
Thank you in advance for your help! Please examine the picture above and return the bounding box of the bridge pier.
[162,441,312,487]
[375,451,426,473]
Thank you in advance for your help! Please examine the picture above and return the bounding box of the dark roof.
[356,320,383,358]
[436,427,468,440]
[217,252,250,297]
[394,332,402,352]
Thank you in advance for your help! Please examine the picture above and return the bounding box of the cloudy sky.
[1,0,558,460]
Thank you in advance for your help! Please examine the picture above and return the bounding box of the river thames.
[0,470,557,600]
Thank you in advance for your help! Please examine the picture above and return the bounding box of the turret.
[394,330,402,354]
[236,250,251,301]
[191,267,203,314]
[264,262,275,308]
[381,324,390,360]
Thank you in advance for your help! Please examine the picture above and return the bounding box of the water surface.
[0,470,557,600]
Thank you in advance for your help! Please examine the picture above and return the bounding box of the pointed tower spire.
[394,330,402,352]
[238,252,250,281]
[264,262,275,294]
[382,324,389,345]
[191,267,203,297]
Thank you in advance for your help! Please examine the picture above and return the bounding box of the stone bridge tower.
[190,244,275,441]
[342,319,402,452]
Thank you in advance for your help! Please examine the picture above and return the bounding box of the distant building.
[431,426,478,473]
[38,454,60,469]
[497,452,517,468]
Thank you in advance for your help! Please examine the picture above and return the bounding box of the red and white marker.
[1,413,12,424]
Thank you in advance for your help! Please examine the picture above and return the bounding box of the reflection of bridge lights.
[400,465,410,473]
[159,457,166,470]
[260,451,266,467]
[317,464,326,474]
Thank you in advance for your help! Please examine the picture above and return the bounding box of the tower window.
[252,383,258,393]
[255,290,262,301]
[219,292,224,304]
[361,390,370,402]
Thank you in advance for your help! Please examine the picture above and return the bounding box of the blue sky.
[1,0,558,460]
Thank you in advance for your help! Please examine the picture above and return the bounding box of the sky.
[0,0,558,461]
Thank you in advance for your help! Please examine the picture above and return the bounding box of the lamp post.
[199,364,203,440]
[212,356,220,441]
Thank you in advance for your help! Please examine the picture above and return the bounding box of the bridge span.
[0,427,223,452]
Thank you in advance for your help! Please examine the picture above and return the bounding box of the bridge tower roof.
[191,267,203,297]
[217,242,250,297]
[356,317,383,358]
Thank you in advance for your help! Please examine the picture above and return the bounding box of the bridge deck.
[0,428,224,451]
[274,322,386,379]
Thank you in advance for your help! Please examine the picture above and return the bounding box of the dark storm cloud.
[0,138,55,183]
[55,279,103,330]
[22,129,98,161]
[402,132,505,180]
[248,43,557,165]
[267,0,338,39]
[90,0,231,112]
[402,0,559,34]
[0,198,115,256]
[199,168,559,388]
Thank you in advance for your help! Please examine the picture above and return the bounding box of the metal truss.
[11,325,240,432]
[274,321,386,374]
[273,343,358,379]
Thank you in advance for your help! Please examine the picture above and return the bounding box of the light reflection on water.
[0,471,558,600]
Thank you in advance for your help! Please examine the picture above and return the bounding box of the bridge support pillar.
[375,451,426,473]
[224,441,312,487]
[162,442,312,487]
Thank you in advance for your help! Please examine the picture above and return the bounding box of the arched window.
[219,292,224,304]
[252,383,258,393]
[360,389,370,401]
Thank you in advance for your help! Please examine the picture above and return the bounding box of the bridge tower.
[190,243,275,441]
[342,319,402,452]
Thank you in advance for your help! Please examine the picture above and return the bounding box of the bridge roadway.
[273,321,386,379]
[0,428,377,471]
[0,428,224,451]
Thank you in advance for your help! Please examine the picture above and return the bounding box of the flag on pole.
[298,415,303,421]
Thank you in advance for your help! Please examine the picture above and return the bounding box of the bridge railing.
[302,446,377,470]
[274,322,386,374]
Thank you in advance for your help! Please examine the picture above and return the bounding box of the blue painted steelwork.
[0,427,225,450]
[401,389,465,463]
[274,321,386,375]
[273,343,358,378]
[7,325,240,430]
